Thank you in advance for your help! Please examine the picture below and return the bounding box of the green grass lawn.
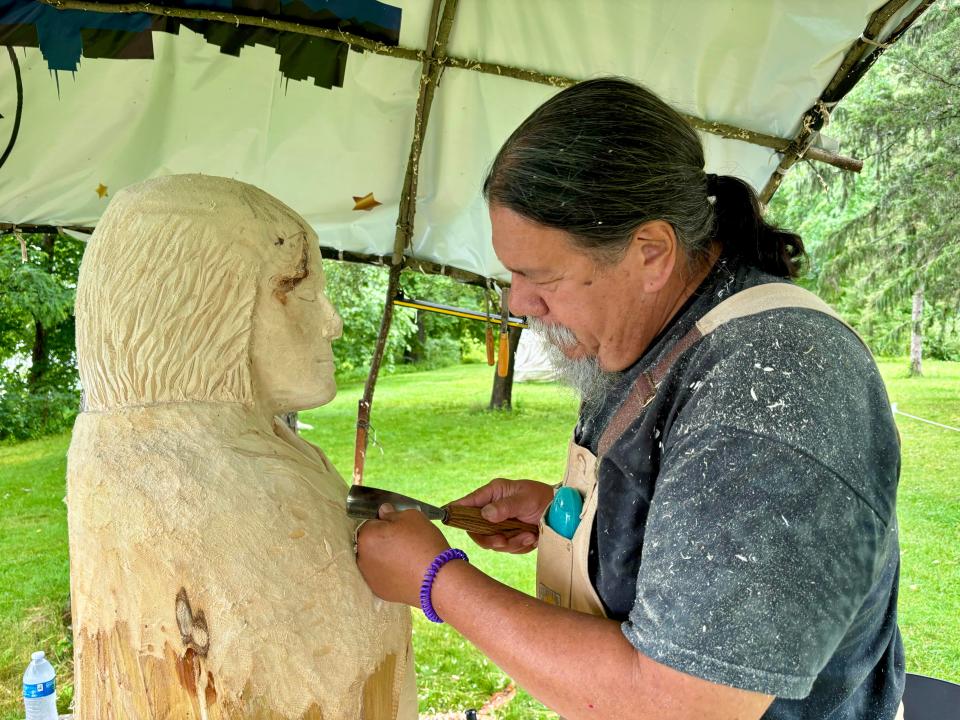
[0,359,957,719]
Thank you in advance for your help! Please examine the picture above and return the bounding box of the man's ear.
[626,220,677,293]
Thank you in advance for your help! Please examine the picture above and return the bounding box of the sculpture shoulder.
[68,407,349,505]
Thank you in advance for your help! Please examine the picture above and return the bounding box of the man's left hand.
[356,503,451,606]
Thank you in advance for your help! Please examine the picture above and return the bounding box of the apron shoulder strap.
[596,282,865,457]
[694,282,862,342]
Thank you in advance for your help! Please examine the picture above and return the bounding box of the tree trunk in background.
[280,411,298,432]
[28,319,47,386]
[28,234,56,389]
[489,326,522,410]
[403,310,427,364]
[910,284,924,377]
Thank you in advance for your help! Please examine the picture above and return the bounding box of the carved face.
[249,231,342,414]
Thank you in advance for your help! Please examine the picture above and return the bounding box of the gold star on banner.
[352,192,382,211]
[96,183,108,199]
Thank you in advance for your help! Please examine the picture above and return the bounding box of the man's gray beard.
[527,318,617,416]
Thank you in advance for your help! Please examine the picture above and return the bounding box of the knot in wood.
[175,588,210,657]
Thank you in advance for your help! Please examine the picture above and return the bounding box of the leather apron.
[535,439,607,617]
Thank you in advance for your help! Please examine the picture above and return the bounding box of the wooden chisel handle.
[442,504,539,537]
[497,332,510,377]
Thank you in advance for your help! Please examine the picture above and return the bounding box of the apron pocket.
[536,521,574,607]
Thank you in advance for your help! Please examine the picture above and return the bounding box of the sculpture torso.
[67,175,415,719]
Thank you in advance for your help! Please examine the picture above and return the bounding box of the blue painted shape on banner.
[0,1,153,71]
[0,0,402,83]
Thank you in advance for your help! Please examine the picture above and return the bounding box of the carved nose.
[316,293,342,340]
[326,307,343,341]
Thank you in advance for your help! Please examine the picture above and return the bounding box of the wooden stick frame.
[354,0,459,484]
[0,227,493,287]
[35,0,935,206]
[30,0,934,483]
[758,0,935,203]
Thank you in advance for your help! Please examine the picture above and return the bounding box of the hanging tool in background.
[353,398,370,485]
[485,288,495,366]
[497,287,510,378]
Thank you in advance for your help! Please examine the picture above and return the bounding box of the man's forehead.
[491,207,578,267]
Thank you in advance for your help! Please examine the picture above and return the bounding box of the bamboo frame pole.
[353,0,459,485]
[38,0,863,174]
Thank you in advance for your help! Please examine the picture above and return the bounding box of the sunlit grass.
[0,359,956,719]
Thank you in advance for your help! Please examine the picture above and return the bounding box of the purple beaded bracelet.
[420,548,468,623]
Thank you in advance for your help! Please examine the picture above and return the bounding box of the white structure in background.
[514,331,559,383]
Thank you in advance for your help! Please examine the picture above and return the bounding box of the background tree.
[396,269,488,369]
[489,325,522,411]
[322,261,490,377]
[768,0,960,374]
[322,261,417,376]
[0,232,84,440]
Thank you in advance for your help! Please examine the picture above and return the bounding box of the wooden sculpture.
[67,175,416,719]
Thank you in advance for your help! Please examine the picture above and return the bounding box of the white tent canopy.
[0,0,929,283]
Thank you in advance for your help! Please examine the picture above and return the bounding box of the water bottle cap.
[31,651,45,662]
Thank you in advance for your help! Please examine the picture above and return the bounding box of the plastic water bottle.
[23,650,58,720]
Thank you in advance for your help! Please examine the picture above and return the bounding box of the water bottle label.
[23,679,55,698]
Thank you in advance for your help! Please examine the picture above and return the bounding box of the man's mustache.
[526,317,616,417]
[526,317,578,352]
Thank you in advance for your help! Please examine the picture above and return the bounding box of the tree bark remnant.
[910,284,924,377]
[28,234,56,389]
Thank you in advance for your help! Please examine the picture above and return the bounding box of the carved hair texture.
[76,175,315,410]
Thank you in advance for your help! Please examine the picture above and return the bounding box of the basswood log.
[67,175,416,719]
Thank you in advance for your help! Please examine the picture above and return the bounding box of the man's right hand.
[451,478,555,554]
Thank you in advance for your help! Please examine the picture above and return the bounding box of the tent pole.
[353,0,460,485]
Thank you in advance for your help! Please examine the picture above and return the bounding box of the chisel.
[346,485,538,537]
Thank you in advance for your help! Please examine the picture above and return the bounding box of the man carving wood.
[357,79,904,720]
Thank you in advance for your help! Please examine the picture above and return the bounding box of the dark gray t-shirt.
[578,258,904,718]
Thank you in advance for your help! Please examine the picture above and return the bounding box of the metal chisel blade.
[345,485,447,522]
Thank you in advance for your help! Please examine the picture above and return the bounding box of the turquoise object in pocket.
[547,486,583,539]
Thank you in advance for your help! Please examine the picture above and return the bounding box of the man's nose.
[508,275,547,318]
